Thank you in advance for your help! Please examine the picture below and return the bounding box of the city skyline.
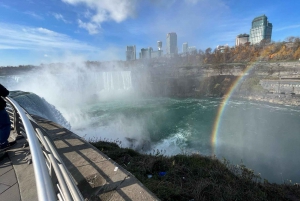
[1,0,300,66]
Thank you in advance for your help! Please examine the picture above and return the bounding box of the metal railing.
[4,97,84,201]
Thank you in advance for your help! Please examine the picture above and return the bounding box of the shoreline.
[234,94,300,107]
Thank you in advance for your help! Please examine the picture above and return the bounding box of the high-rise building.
[157,41,162,50]
[249,15,272,45]
[126,46,136,61]
[166,32,178,56]
[182,42,188,54]
[139,47,152,59]
[236,34,249,46]
[151,50,163,58]
[151,41,163,58]
[188,46,197,55]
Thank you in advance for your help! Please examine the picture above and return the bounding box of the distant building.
[126,46,136,61]
[249,15,272,45]
[151,50,163,58]
[236,34,249,46]
[157,41,162,50]
[182,42,188,54]
[216,44,229,53]
[166,32,178,56]
[188,46,197,55]
[152,41,163,58]
[139,47,152,59]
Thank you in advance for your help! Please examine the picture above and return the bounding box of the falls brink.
[9,91,71,130]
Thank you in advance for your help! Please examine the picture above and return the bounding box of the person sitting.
[0,84,15,149]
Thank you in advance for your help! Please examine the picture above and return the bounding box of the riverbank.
[235,94,300,107]
[90,140,300,201]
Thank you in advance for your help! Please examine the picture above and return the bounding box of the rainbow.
[211,63,257,155]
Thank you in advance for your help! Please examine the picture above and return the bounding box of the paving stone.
[0,183,10,194]
[8,145,37,201]
[0,183,20,201]
[0,155,12,177]
[0,169,17,186]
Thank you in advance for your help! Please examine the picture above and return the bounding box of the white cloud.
[36,27,59,36]
[24,11,44,20]
[78,19,100,34]
[0,3,11,9]
[0,22,98,51]
[275,24,300,32]
[52,13,70,23]
[61,0,137,34]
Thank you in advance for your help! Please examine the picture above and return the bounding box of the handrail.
[5,97,56,201]
[4,97,84,201]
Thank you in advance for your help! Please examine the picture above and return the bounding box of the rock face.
[131,61,300,106]
[131,65,243,98]
[3,60,300,103]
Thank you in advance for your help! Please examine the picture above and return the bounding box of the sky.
[1,0,300,66]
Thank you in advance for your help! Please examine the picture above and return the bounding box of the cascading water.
[9,91,71,129]
[102,71,132,91]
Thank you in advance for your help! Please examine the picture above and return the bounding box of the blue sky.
[1,0,300,66]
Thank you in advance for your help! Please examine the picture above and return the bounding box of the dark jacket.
[0,84,9,110]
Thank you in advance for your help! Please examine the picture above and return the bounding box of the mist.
[6,60,156,148]
[3,61,300,184]
[215,101,300,183]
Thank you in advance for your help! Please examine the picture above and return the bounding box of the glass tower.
[166,32,178,55]
[126,46,136,61]
[249,15,272,45]
[182,42,188,54]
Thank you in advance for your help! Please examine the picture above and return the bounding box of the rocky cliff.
[131,61,300,106]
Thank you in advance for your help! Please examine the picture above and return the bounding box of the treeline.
[0,65,38,75]
[125,36,300,68]
[200,36,300,64]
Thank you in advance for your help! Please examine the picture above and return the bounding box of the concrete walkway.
[0,152,21,201]
[32,115,159,201]
[0,133,35,201]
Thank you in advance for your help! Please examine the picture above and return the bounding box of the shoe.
[0,152,8,161]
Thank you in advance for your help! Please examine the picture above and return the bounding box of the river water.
[67,97,300,184]
[2,71,300,184]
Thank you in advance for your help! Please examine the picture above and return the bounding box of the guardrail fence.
[4,97,84,201]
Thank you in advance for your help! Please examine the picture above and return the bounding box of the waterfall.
[102,71,132,91]
[9,91,71,129]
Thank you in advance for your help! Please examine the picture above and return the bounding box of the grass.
[90,140,300,201]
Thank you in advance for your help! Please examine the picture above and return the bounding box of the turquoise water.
[4,73,300,183]
[74,98,218,154]
[70,97,300,184]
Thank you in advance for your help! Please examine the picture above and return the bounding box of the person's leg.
[0,126,10,148]
[0,109,11,149]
